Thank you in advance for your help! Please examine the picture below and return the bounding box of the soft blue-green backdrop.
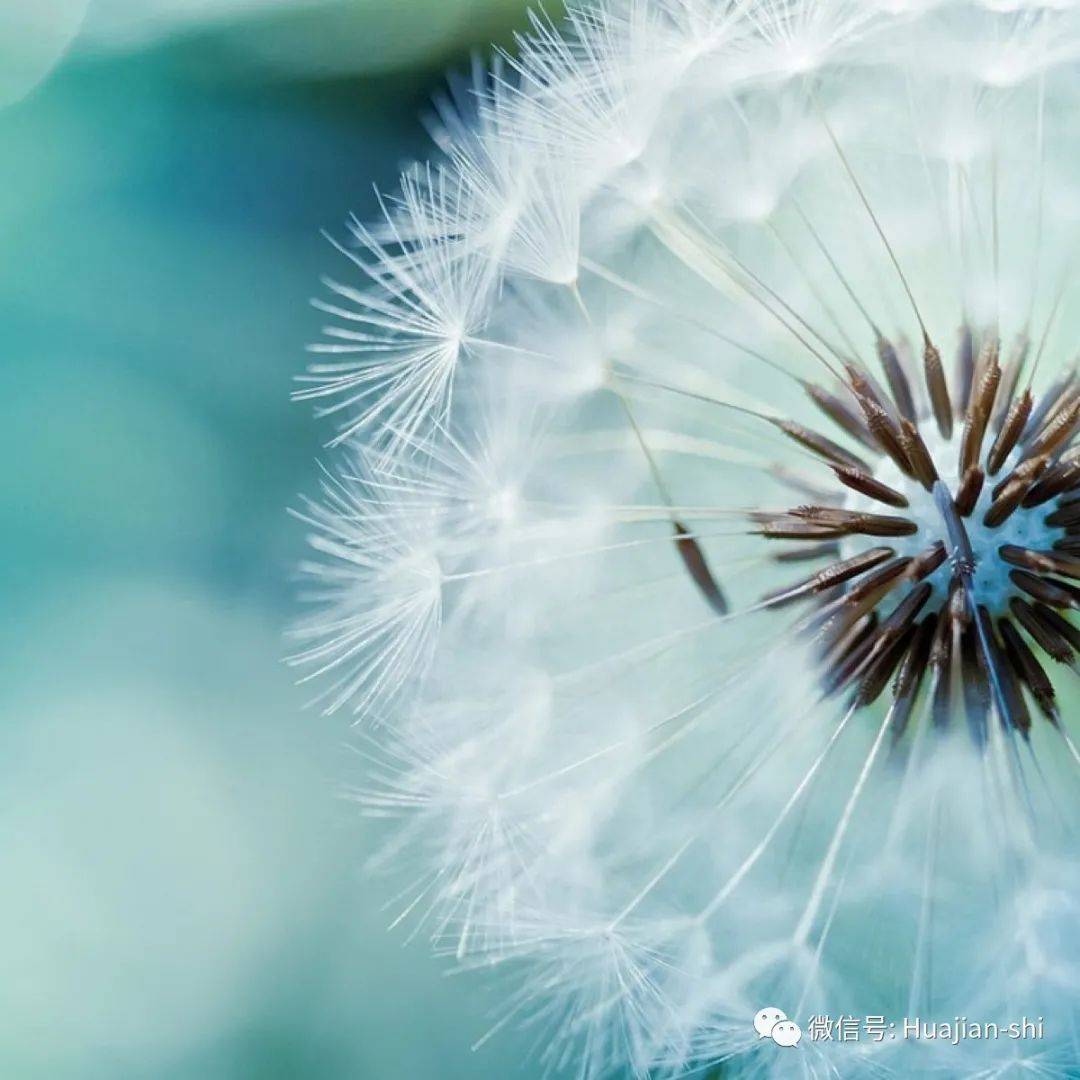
[0,2,558,1076]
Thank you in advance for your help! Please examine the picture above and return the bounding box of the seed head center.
[842,427,1060,617]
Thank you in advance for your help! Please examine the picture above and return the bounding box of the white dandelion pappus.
[296,1,1080,1076]
[294,181,497,450]
[288,458,443,718]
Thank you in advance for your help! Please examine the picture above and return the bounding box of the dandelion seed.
[296,1,1080,1075]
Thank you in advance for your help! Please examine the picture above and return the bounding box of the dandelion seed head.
[295,0,1080,1073]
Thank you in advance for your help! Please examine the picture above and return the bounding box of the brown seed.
[954,466,984,517]
[907,541,947,582]
[845,363,890,416]
[930,603,954,728]
[898,418,938,490]
[999,545,1080,581]
[1045,500,1080,528]
[958,353,1001,474]
[876,334,916,421]
[1052,577,1080,606]
[960,620,991,741]
[992,454,1048,500]
[990,333,1030,435]
[955,324,976,414]
[807,556,914,637]
[924,334,953,439]
[948,575,970,627]
[844,581,931,689]
[772,547,897,606]
[803,382,877,451]
[830,464,909,508]
[760,520,852,540]
[787,506,918,537]
[857,623,916,706]
[889,616,936,741]
[810,547,896,592]
[819,610,877,671]
[824,634,877,695]
[1023,396,1080,463]
[984,457,1049,527]
[1037,604,1080,651]
[848,582,933,690]
[774,419,870,472]
[983,487,1025,529]
[1021,447,1080,507]
[673,522,728,615]
[845,556,913,603]
[1009,598,1077,665]
[1010,569,1080,609]
[987,389,1033,477]
[879,581,933,640]
[971,337,1000,401]
[981,608,1031,735]
[845,512,918,538]
[846,372,914,476]
[1022,370,1077,444]
[999,618,1057,721]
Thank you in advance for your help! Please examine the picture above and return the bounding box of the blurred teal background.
[0,2,552,1076]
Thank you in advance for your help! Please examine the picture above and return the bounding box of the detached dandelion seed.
[296,1,1080,1075]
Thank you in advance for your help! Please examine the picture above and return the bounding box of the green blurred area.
[0,2,556,1076]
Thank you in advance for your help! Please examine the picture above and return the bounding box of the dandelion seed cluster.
[294,2,1080,1076]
